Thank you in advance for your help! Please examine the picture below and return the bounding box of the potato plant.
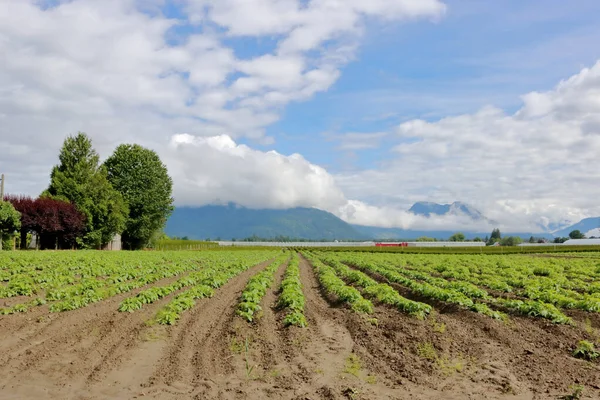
[277,253,307,327]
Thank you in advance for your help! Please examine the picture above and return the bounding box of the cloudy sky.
[2,0,600,232]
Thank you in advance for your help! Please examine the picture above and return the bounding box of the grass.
[417,342,438,361]
[343,353,362,377]
[244,337,256,380]
[559,385,585,400]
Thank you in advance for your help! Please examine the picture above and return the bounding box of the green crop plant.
[236,253,290,322]
[572,340,599,361]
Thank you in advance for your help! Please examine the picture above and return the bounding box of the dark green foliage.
[45,132,127,248]
[500,236,523,246]
[0,201,21,250]
[104,144,174,250]
[569,230,585,239]
[448,232,465,242]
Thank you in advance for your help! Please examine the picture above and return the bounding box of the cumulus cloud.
[336,61,600,231]
[0,0,443,200]
[4,0,600,233]
[166,133,347,210]
[165,133,494,231]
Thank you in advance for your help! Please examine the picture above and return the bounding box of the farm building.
[563,238,600,245]
[406,241,486,247]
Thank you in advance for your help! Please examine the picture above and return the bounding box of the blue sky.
[264,0,600,171]
[2,0,600,232]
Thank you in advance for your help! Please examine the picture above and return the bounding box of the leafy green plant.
[236,254,289,322]
[277,253,308,327]
[572,340,599,361]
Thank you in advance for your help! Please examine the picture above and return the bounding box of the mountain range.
[164,202,590,241]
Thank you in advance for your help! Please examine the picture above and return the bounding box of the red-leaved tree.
[5,195,86,249]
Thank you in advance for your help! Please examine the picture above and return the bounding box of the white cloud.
[5,0,600,233]
[166,133,487,231]
[167,133,348,210]
[0,0,443,202]
[335,60,600,231]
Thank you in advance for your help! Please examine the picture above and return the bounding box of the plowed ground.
[1,257,599,400]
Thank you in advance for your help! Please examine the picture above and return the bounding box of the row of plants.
[0,251,279,315]
[327,252,575,324]
[277,253,307,327]
[236,253,290,322]
[313,253,432,319]
[374,253,600,313]
[118,252,275,312]
[330,253,506,321]
[302,252,373,314]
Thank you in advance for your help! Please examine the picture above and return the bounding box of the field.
[1,250,599,399]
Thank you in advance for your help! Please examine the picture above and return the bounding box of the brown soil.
[0,255,599,400]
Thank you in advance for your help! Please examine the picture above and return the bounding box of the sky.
[1,0,600,233]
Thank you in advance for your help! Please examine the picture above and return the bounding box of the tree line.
[0,132,173,250]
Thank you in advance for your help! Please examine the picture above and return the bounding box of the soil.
[0,255,599,400]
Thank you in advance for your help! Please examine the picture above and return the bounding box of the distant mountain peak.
[409,201,486,221]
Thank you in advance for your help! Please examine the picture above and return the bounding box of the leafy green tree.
[500,236,523,246]
[554,237,569,244]
[0,201,21,250]
[449,232,465,242]
[416,236,436,242]
[104,144,174,249]
[473,237,483,242]
[45,132,128,248]
[569,230,585,239]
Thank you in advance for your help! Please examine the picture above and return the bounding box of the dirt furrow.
[139,259,275,398]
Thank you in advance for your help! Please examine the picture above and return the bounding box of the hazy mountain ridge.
[409,201,496,224]
[165,205,365,240]
[163,202,594,241]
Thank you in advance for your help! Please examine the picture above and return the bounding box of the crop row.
[312,253,432,319]
[303,252,373,314]
[327,252,574,324]
[236,253,291,322]
[361,253,599,315]
[155,253,287,325]
[0,251,279,315]
[277,253,307,327]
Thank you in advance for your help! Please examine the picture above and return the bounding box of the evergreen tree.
[45,132,128,248]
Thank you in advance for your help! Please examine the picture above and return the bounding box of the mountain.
[165,203,554,241]
[409,201,487,221]
[552,217,600,238]
[165,205,365,240]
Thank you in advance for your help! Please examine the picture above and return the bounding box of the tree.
[487,228,501,245]
[449,232,465,242]
[569,230,585,239]
[6,195,86,249]
[554,237,569,244]
[104,144,174,250]
[473,237,483,242]
[4,195,35,249]
[0,201,21,250]
[500,236,523,246]
[416,236,436,242]
[45,132,128,248]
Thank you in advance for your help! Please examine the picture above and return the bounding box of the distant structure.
[102,234,122,250]
[563,238,600,246]
[217,241,486,248]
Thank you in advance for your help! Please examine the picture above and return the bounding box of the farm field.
[1,250,599,399]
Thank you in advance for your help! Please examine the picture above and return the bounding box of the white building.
[563,239,600,246]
